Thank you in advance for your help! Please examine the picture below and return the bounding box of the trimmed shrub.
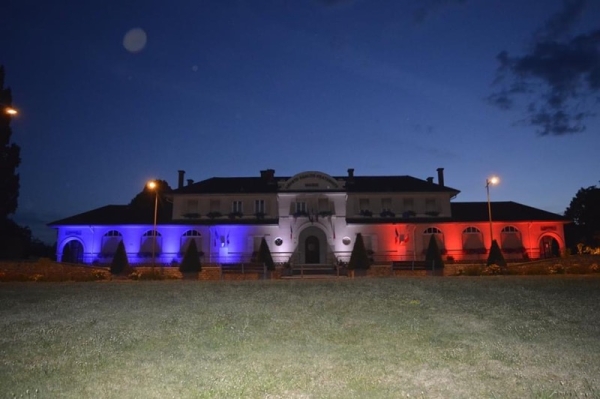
[486,239,506,267]
[425,234,445,270]
[257,237,275,271]
[110,241,129,275]
[348,233,370,270]
[179,239,202,273]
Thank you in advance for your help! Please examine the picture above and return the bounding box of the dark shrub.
[257,237,275,271]
[486,239,507,267]
[425,234,445,270]
[348,233,370,270]
[110,241,129,275]
[179,239,202,273]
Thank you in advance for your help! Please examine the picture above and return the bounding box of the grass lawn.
[1,277,599,398]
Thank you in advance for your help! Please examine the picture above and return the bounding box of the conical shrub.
[425,234,445,270]
[110,241,129,275]
[486,239,506,267]
[348,233,370,270]
[257,237,275,271]
[180,239,202,273]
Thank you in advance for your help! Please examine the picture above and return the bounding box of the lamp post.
[3,106,17,115]
[147,180,158,272]
[486,176,499,246]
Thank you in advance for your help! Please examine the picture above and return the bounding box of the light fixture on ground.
[147,180,158,272]
[486,176,499,246]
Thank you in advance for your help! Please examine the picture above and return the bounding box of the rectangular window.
[403,198,414,211]
[295,201,307,213]
[381,198,392,211]
[232,200,243,213]
[359,198,370,210]
[318,198,329,212]
[425,198,437,212]
[209,199,220,212]
[255,199,265,214]
[186,199,198,213]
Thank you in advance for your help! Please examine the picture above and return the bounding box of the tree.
[425,234,445,270]
[486,239,506,267]
[0,65,21,220]
[565,185,600,247]
[111,241,129,275]
[257,237,275,271]
[180,239,202,273]
[129,179,173,220]
[348,233,370,270]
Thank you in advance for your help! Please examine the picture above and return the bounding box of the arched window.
[140,230,162,255]
[181,230,202,254]
[423,227,445,252]
[462,226,485,254]
[500,225,523,253]
[101,230,123,257]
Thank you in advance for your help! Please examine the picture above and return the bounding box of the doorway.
[305,235,320,264]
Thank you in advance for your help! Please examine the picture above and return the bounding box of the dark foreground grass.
[1,277,599,398]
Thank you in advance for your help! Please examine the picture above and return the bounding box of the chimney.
[437,167,445,187]
[178,170,185,189]
[347,168,354,178]
[426,177,434,184]
[187,179,194,186]
[260,169,275,182]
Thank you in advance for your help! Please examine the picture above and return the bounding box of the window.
[101,230,122,256]
[140,230,162,255]
[359,198,370,210]
[143,230,161,237]
[424,227,442,234]
[232,200,243,213]
[318,198,329,212]
[342,236,352,246]
[462,227,485,253]
[274,237,283,246]
[381,198,392,211]
[425,198,437,212]
[255,199,265,214]
[423,227,445,251]
[209,199,221,212]
[295,201,307,213]
[403,198,414,210]
[501,226,519,233]
[501,226,522,251]
[181,230,202,254]
[186,199,198,213]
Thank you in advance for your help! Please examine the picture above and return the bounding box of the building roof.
[172,175,460,194]
[450,202,568,222]
[49,201,567,227]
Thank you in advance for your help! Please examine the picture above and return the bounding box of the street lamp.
[147,180,158,272]
[486,176,499,246]
[3,106,17,115]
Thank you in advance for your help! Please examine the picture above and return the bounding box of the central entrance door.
[305,235,320,264]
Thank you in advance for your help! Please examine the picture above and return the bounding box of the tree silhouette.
[0,66,20,220]
[565,185,600,247]
[348,233,370,270]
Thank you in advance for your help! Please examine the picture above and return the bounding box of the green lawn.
[1,277,599,398]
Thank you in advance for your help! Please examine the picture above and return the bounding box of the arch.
[181,230,202,254]
[462,226,485,254]
[423,227,445,252]
[140,230,162,255]
[539,235,560,258]
[296,225,329,264]
[101,230,123,257]
[282,171,340,190]
[500,225,523,252]
[61,239,84,264]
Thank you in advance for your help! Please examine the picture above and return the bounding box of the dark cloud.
[413,0,467,24]
[490,0,600,136]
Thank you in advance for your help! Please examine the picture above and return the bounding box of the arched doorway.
[540,236,560,258]
[62,240,84,263]
[305,236,320,264]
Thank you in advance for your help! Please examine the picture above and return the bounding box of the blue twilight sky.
[2,0,600,243]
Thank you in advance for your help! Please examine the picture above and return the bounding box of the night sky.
[3,0,600,243]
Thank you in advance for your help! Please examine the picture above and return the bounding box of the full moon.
[123,28,147,53]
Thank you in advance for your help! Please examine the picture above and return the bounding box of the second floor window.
[186,199,198,212]
[295,201,307,213]
[232,201,243,213]
[425,198,437,212]
[255,199,265,214]
[209,199,220,212]
[359,198,370,210]
[381,198,392,211]
[403,198,414,210]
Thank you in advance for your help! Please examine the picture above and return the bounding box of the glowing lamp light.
[4,107,17,115]
[488,176,499,186]
[147,181,157,190]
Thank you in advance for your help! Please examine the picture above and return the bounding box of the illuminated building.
[50,169,567,264]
